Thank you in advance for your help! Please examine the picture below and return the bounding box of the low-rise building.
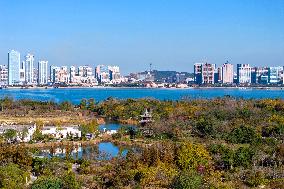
[0,124,36,142]
[41,125,81,139]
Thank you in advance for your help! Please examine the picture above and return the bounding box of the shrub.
[172,170,203,189]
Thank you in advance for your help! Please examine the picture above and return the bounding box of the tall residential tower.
[38,61,48,85]
[25,54,35,84]
[8,50,21,85]
[221,62,234,84]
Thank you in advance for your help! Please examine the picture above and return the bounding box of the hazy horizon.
[0,0,283,74]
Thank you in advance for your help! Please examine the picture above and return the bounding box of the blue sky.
[0,0,283,74]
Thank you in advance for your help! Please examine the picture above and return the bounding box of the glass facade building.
[237,64,251,84]
[269,66,283,84]
[8,50,20,85]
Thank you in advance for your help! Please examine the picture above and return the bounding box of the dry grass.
[0,114,93,126]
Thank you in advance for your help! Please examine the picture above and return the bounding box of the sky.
[0,0,283,74]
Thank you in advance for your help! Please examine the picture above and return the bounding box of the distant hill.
[151,70,193,82]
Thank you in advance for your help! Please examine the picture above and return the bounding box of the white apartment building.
[95,65,110,83]
[69,66,76,83]
[109,66,121,83]
[25,54,35,84]
[38,61,48,85]
[269,66,283,84]
[221,62,234,84]
[201,63,215,84]
[20,61,25,84]
[50,66,69,83]
[237,64,251,84]
[0,65,8,85]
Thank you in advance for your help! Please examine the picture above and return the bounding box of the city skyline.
[0,0,284,74]
[2,49,284,87]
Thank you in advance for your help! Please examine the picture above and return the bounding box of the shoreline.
[1,86,284,90]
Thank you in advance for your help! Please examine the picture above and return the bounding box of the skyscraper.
[221,62,234,84]
[269,66,283,84]
[237,64,251,84]
[25,54,34,84]
[38,61,48,85]
[8,50,21,85]
[20,61,25,84]
[50,65,60,83]
[69,66,76,83]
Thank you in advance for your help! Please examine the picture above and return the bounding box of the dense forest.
[0,97,283,188]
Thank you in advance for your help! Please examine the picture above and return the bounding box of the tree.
[234,147,255,168]
[0,96,13,111]
[62,172,80,189]
[176,142,211,170]
[32,130,45,142]
[172,170,203,189]
[31,176,63,189]
[87,98,95,110]
[79,99,87,110]
[79,119,98,137]
[60,101,73,111]
[20,127,29,141]
[229,125,259,144]
[32,157,49,176]
[0,163,28,189]
[194,117,217,138]
[4,129,17,142]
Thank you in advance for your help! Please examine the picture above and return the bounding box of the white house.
[41,125,81,139]
[0,124,37,142]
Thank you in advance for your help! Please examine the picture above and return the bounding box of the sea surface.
[0,88,283,104]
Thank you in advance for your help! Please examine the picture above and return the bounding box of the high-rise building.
[8,50,21,85]
[109,66,121,82]
[69,66,76,83]
[221,62,234,84]
[25,54,34,84]
[214,67,222,84]
[33,68,38,84]
[201,63,215,84]
[194,63,216,84]
[269,66,283,84]
[0,65,8,85]
[38,61,48,85]
[280,67,284,84]
[237,64,251,84]
[20,61,25,84]
[251,67,269,84]
[95,65,110,83]
[58,66,69,83]
[194,63,202,84]
[50,65,60,83]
